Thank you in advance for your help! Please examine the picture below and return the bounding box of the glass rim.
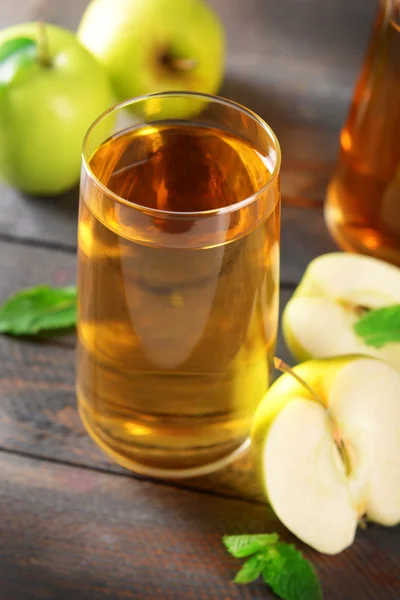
[81,91,281,219]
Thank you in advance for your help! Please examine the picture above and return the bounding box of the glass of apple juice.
[77,92,281,478]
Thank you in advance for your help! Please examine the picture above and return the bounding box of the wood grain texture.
[1,452,399,600]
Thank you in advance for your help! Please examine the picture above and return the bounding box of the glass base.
[78,405,251,479]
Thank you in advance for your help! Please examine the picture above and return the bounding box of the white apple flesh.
[252,356,400,555]
[283,252,400,369]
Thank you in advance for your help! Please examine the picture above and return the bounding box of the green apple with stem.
[0,22,115,195]
[282,252,400,369]
[251,356,400,555]
[77,0,225,117]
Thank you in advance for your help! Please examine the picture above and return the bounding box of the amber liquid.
[77,121,280,477]
[325,3,400,265]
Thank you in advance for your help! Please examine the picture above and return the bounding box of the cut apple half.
[252,356,400,554]
[282,253,400,370]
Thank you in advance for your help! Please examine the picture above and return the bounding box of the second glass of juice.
[77,92,281,478]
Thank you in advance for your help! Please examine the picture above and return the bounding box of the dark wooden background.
[1,1,399,599]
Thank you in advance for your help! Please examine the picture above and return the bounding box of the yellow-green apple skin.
[0,23,115,195]
[77,0,225,117]
[283,253,400,369]
[251,356,400,555]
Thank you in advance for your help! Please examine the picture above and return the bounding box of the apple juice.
[77,121,280,476]
[325,2,400,265]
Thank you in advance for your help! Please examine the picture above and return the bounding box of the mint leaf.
[223,534,279,558]
[233,555,263,584]
[262,543,322,600]
[223,534,322,600]
[0,285,77,335]
[353,304,400,348]
[0,37,37,89]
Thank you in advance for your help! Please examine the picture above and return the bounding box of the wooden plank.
[0,239,297,502]
[0,188,79,251]
[1,451,399,600]
[0,451,284,600]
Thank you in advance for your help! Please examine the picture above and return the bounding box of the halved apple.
[251,356,400,554]
[283,252,400,369]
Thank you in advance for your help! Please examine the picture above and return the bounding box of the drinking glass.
[77,92,281,478]
[325,0,400,265]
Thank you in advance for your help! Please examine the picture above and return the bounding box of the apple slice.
[264,397,358,554]
[283,252,400,369]
[252,356,400,554]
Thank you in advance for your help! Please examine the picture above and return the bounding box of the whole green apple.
[0,23,115,195]
[77,0,225,116]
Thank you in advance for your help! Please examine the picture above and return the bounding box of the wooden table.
[1,1,399,598]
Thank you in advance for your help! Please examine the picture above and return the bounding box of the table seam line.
[0,444,268,508]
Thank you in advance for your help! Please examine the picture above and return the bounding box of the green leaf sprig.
[0,285,77,335]
[223,534,322,600]
[353,304,400,348]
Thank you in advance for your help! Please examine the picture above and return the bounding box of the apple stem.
[339,300,370,318]
[170,58,197,71]
[358,516,368,529]
[161,51,197,73]
[37,21,51,68]
[273,357,324,406]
